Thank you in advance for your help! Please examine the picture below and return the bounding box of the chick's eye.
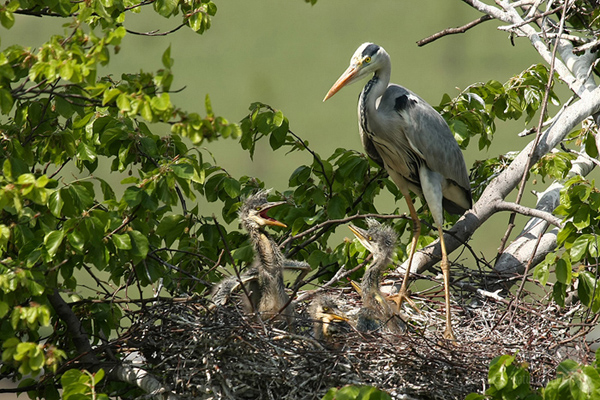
[368,236,373,241]
[323,307,330,312]
[255,206,262,211]
[364,56,371,63]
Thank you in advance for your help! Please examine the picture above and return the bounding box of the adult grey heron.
[349,219,406,334]
[212,190,294,326]
[324,43,472,340]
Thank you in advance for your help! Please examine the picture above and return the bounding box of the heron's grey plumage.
[325,43,472,340]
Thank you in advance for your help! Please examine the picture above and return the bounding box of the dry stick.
[281,213,409,253]
[417,15,493,46]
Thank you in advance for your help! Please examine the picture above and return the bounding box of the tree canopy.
[1,0,600,399]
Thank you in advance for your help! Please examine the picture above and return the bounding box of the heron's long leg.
[438,225,456,341]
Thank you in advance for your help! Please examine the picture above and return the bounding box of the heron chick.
[308,295,350,342]
[325,43,472,340]
[211,190,294,326]
[349,219,406,334]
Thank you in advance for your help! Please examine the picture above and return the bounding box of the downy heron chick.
[349,218,406,334]
[212,190,294,325]
[308,295,350,342]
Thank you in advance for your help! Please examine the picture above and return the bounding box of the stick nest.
[121,271,597,400]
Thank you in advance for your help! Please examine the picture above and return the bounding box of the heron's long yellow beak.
[261,201,287,228]
[348,224,366,242]
[323,65,359,102]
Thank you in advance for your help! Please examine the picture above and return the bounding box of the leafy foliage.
[467,350,600,400]
[321,385,392,400]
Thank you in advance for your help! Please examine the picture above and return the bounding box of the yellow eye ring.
[364,56,371,63]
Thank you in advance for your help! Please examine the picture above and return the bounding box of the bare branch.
[417,15,493,47]
[494,200,563,227]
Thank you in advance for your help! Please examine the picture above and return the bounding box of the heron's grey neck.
[247,227,284,277]
[358,56,391,136]
[360,251,393,300]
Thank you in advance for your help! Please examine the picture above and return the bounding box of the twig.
[417,15,493,47]
[125,23,186,37]
[494,200,563,227]
[281,213,409,253]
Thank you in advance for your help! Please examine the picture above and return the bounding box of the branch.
[125,23,186,37]
[494,200,563,227]
[282,213,410,257]
[49,289,181,399]
[48,289,99,366]
[417,15,493,47]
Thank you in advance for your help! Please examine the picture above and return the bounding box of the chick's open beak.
[261,201,287,228]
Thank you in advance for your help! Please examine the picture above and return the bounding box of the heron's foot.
[387,289,420,314]
[442,325,456,343]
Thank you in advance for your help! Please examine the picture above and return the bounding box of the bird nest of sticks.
[120,267,598,400]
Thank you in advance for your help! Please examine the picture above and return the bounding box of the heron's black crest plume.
[361,43,380,57]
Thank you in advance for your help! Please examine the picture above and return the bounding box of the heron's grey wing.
[359,129,385,168]
[380,85,472,212]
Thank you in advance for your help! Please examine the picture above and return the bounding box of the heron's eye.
[364,56,371,63]
[368,235,373,241]
[323,306,330,312]
[254,206,262,211]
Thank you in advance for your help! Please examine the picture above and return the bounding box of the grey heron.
[325,43,472,340]
[212,190,294,326]
[349,219,406,334]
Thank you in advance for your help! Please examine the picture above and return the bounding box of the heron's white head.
[323,43,389,101]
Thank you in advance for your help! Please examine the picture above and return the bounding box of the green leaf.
[44,230,65,259]
[488,355,513,390]
[77,141,97,163]
[555,257,571,284]
[578,271,596,308]
[222,177,241,198]
[162,46,174,68]
[570,234,590,262]
[123,186,143,207]
[0,88,14,114]
[171,163,193,179]
[128,230,149,258]
[112,234,132,250]
[327,195,347,220]
[154,0,177,17]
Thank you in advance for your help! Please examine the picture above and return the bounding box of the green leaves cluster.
[322,385,391,400]
[438,64,558,150]
[534,175,600,309]
[468,350,600,400]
